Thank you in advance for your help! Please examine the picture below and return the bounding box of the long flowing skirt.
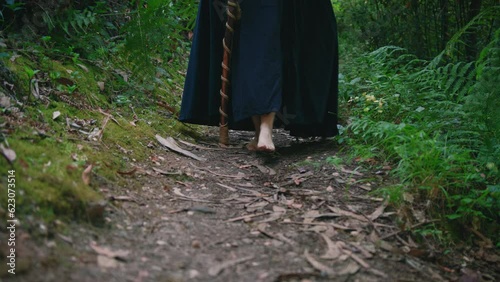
[179,0,339,137]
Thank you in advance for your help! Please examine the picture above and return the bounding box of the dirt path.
[7,129,495,282]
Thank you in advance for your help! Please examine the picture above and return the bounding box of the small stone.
[191,240,201,249]
[188,269,200,279]
[0,95,11,108]
[46,241,57,248]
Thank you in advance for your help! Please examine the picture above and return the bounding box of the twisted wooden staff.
[219,0,241,145]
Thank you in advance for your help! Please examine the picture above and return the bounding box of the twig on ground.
[167,206,216,214]
[208,256,254,276]
[152,167,183,176]
[217,183,267,196]
[225,211,271,223]
[282,221,353,231]
[107,195,140,204]
[190,162,245,179]
[380,220,440,240]
[257,224,297,246]
[304,249,336,277]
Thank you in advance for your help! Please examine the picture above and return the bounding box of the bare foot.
[246,115,261,152]
[246,138,258,151]
[257,128,275,152]
[246,113,275,152]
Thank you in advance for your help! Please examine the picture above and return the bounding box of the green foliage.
[339,11,500,240]
[0,0,199,225]
[336,0,499,60]
[466,28,500,180]
[122,0,197,87]
[326,156,343,168]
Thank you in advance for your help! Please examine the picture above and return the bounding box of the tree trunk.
[465,0,483,60]
[440,0,449,51]
[411,0,424,57]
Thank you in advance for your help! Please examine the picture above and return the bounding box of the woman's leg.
[233,1,281,152]
[246,116,261,151]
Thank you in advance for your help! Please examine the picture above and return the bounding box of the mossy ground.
[0,50,189,224]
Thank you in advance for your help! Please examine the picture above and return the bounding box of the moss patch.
[0,50,185,224]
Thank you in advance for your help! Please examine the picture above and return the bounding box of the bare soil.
[3,128,499,282]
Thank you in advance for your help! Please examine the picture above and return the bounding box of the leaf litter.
[18,129,496,282]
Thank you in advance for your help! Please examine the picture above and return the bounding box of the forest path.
[10,129,477,282]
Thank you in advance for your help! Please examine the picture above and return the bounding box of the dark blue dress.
[180,0,338,137]
[231,0,282,122]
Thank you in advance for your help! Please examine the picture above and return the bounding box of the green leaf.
[446,214,462,220]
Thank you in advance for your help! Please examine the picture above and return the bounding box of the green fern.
[437,62,476,101]
[123,0,197,81]
[466,28,500,177]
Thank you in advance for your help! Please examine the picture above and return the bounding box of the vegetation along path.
[0,126,497,281]
[1,0,499,281]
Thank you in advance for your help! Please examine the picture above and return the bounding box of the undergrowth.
[0,0,198,223]
[338,13,500,243]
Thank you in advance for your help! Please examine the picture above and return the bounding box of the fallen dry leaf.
[77,63,89,72]
[369,200,388,221]
[97,255,118,268]
[156,135,206,161]
[458,268,482,282]
[403,192,415,203]
[359,184,372,191]
[57,234,73,244]
[10,54,21,62]
[257,223,297,246]
[245,201,269,212]
[178,139,217,151]
[90,241,130,260]
[340,167,363,176]
[226,211,271,223]
[328,206,367,222]
[303,210,321,223]
[376,239,395,252]
[0,95,11,108]
[31,79,40,99]
[337,261,361,276]
[348,242,374,259]
[0,144,16,163]
[208,256,253,276]
[253,163,276,175]
[304,249,336,276]
[257,206,286,223]
[320,234,341,260]
[52,111,61,120]
[340,244,370,268]
[97,81,105,91]
[152,167,182,176]
[173,187,188,198]
[483,252,500,263]
[216,183,237,192]
[82,164,93,185]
